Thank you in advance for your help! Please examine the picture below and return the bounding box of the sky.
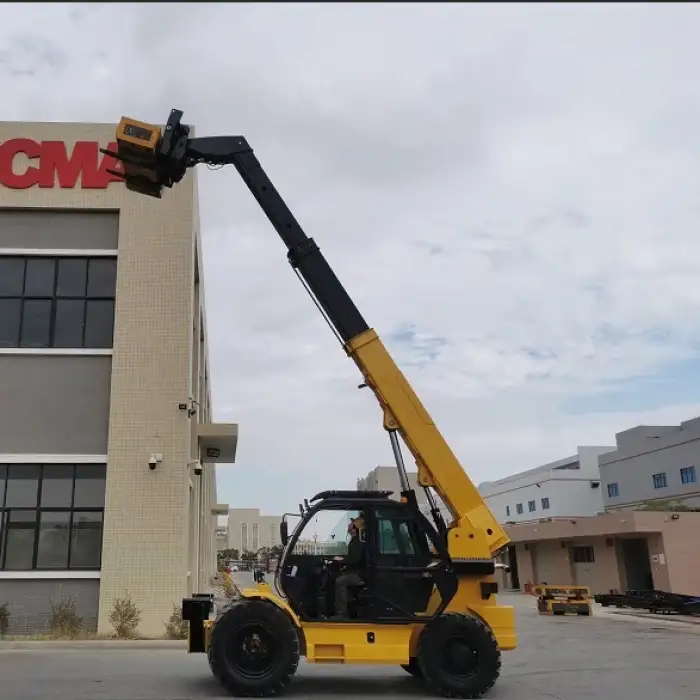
[3,3,700,519]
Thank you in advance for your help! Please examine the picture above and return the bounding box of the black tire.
[401,657,423,677]
[417,613,501,699]
[208,599,300,697]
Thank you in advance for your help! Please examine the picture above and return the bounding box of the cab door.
[370,504,454,620]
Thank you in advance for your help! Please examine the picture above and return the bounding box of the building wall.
[478,446,615,524]
[357,466,428,507]
[505,512,700,596]
[0,120,226,636]
[227,509,281,553]
[600,418,700,510]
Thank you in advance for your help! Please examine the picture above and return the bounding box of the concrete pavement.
[1,588,698,699]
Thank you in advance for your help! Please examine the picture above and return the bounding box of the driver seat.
[347,580,371,618]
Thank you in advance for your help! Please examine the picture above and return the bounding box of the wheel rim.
[227,620,279,679]
[440,632,479,680]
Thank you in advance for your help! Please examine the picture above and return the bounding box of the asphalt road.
[1,592,699,700]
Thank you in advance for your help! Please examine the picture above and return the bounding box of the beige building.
[497,511,700,596]
[227,508,281,554]
[0,121,237,636]
[357,466,428,510]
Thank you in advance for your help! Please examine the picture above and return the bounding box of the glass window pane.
[56,258,87,297]
[0,299,21,348]
[20,299,51,348]
[84,300,114,348]
[0,465,6,507]
[87,259,117,298]
[24,258,55,297]
[4,510,38,570]
[0,258,25,296]
[73,464,106,508]
[53,300,85,348]
[378,519,400,554]
[36,511,71,569]
[70,511,103,568]
[5,465,40,507]
[40,465,74,508]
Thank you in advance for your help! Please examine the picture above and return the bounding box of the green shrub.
[108,592,141,638]
[0,602,9,638]
[164,604,188,640]
[48,598,83,639]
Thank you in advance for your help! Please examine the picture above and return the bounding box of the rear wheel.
[208,599,300,697]
[401,657,422,677]
[417,613,501,698]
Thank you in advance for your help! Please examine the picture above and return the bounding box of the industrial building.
[599,418,700,510]
[357,465,428,510]
[499,511,700,596]
[0,121,237,636]
[227,508,282,554]
[478,446,616,524]
[489,420,700,596]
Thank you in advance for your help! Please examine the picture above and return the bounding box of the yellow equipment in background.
[534,585,593,616]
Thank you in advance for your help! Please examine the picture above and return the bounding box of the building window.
[515,503,523,515]
[680,466,697,485]
[607,482,619,498]
[528,500,536,512]
[240,523,248,552]
[652,472,668,489]
[0,256,117,349]
[571,545,595,563]
[252,523,259,552]
[0,463,106,571]
[541,497,550,510]
[505,506,510,517]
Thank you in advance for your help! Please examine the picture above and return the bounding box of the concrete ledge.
[0,639,187,651]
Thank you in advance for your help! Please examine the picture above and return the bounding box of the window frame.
[571,545,595,564]
[607,482,619,498]
[652,472,668,490]
[541,497,550,510]
[0,255,116,350]
[515,503,524,515]
[0,463,106,571]
[680,466,696,485]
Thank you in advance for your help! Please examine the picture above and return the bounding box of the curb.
[0,639,187,651]
[603,610,700,627]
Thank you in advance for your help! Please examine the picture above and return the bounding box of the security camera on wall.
[193,461,203,476]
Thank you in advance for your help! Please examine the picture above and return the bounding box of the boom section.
[106,110,509,555]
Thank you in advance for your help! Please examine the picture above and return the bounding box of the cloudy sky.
[4,3,700,518]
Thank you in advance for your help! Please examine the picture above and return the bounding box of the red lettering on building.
[0,139,123,190]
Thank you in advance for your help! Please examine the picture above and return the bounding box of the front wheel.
[208,599,300,697]
[417,613,501,698]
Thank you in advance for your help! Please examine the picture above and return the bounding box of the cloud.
[3,3,700,518]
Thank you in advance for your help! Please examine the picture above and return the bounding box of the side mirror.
[280,520,289,547]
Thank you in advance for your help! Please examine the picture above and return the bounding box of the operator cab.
[276,490,458,624]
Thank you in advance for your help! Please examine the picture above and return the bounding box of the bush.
[164,604,188,640]
[0,602,9,638]
[48,598,83,639]
[108,592,141,639]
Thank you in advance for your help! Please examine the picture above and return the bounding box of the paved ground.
[1,591,699,700]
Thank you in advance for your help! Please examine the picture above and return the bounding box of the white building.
[227,508,282,553]
[479,446,616,524]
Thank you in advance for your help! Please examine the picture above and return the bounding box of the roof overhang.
[211,504,230,516]
[198,423,238,464]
